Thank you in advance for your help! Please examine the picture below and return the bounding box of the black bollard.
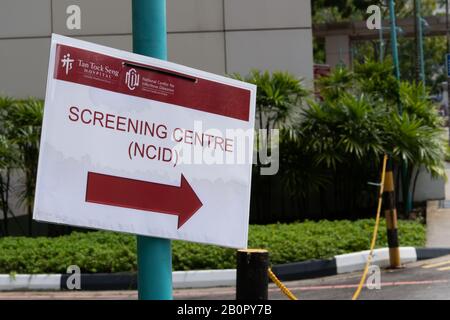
[383,159,401,268]
[236,249,269,300]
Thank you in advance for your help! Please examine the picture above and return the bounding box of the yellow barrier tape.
[351,154,388,300]
[268,268,298,300]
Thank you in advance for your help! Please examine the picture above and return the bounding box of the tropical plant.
[387,82,446,207]
[0,98,44,236]
[353,59,399,103]
[316,66,354,101]
[231,71,312,222]
[233,62,445,221]
[307,62,445,216]
[0,97,18,236]
[232,70,309,131]
[300,93,385,169]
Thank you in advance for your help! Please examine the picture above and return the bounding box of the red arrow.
[85,172,202,228]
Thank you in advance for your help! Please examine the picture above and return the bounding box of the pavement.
[426,201,450,247]
[1,254,450,300]
[426,162,450,247]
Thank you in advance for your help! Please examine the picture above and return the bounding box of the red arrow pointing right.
[85,172,203,228]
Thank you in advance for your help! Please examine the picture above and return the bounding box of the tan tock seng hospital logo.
[125,68,140,90]
[61,53,75,75]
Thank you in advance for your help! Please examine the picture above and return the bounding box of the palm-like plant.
[232,70,309,131]
[354,59,399,103]
[300,94,385,169]
[4,98,44,236]
[236,63,445,221]
[387,84,446,208]
[398,82,441,128]
[316,66,354,101]
[232,71,310,222]
[302,67,445,216]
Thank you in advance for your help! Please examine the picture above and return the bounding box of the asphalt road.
[1,255,450,300]
[175,254,450,300]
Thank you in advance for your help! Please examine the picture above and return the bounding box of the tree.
[312,0,437,24]
[315,1,445,94]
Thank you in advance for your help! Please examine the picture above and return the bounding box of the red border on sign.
[54,44,251,122]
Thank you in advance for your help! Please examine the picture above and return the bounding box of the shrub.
[0,219,425,273]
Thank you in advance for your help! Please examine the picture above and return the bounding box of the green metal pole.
[388,0,400,87]
[379,7,384,62]
[416,0,425,86]
[379,28,384,62]
[132,0,172,300]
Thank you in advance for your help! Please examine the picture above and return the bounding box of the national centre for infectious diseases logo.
[125,68,140,90]
[61,53,75,75]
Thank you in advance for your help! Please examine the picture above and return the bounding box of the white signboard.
[33,34,256,248]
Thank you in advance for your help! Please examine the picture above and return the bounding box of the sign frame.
[33,34,256,249]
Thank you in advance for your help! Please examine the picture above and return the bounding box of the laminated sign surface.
[34,34,256,248]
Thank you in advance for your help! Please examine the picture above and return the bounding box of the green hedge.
[0,219,425,273]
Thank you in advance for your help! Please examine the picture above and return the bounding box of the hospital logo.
[125,68,140,90]
[61,53,75,75]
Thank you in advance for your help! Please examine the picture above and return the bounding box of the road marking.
[422,260,450,269]
[177,279,450,297]
[288,279,449,291]
[0,278,448,300]
[438,266,450,271]
[2,278,448,300]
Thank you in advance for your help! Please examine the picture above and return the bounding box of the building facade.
[0,0,313,234]
[0,0,313,99]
